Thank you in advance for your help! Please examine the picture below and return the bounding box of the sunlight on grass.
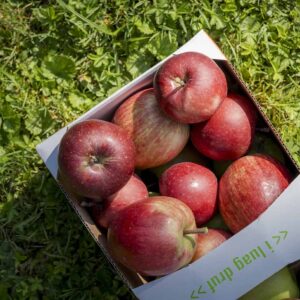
[0,0,299,299]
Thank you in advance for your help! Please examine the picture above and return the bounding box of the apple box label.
[206,266,234,294]
[133,175,300,300]
[191,232,286,297]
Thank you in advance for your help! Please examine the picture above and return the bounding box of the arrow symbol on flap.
[272,230,288,245]
[190,286,207,299]
[280,230,288,239]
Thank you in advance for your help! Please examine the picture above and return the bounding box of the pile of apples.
[58,52,293,279]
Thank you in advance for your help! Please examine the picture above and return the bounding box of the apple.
[154,52,227,124]
[191,229,231,262]
[91,175,148,228]
[58,119,135,201]
[191,92,257,161]
[239,267,299,300]
[219,154,292,233]
[107,196,199,276]
[113,88,189,169]
[159,162,218,226]
[151,142,211,178]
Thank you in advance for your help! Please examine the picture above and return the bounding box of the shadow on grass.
[0,166,135,300]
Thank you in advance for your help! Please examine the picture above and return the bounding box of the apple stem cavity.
[173,76,187,88]
[183,227,208,235]
[89,155,105,166]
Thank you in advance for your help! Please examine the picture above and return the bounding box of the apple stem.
[183,227,208,235]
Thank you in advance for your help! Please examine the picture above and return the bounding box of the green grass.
[0,0,299,299]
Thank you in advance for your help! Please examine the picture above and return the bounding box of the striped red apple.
[113,88,189,169]
[219,154,292,233]
[107,196,203,276]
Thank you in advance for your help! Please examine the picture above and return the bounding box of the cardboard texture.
[36,30,300,299]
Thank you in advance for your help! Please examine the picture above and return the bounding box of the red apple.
[219,154,292,233]
[107,196,198,276]
[154,52,227,124]
[91,175,148,228]
[113,88,189,169]
[159,162,218,226]
[191,229,231,262]
[58,119,135,201]
[191,92,257,161]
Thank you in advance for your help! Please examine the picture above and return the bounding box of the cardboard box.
[36,30,300,299]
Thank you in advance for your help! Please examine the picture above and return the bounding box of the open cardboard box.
[36,30,300,299]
